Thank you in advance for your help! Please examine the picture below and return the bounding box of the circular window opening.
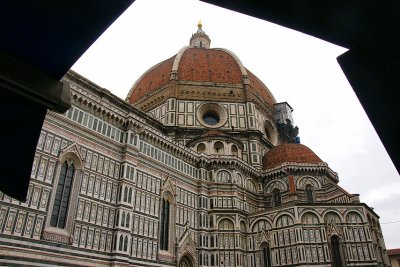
[203,111,220,125]
[197,102,228,128]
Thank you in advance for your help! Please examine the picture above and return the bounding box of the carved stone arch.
[323,210,343,223]
[250,218,272,233]
[215,169,232,183]
[300,211,321,224]
[297,176,321,189]
[177,227,197,267]
[324,211,344,239]
[178,254,196,267]
[273,212,295,228]
[217,217,235,230]
[344,210,364,224]
[59,142,84,169]
[161,176,176,203]
[245,178,257,193]
[265,179,287,194]
[235,172,244,186]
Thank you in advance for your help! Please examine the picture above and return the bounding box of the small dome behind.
[264,143,323,169]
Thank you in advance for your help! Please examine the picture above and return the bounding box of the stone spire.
[189,21,211,49]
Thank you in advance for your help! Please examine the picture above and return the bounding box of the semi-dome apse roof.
[265,143,324,169]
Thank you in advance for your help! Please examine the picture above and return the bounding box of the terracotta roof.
[126,47,276,108]
[178,48,243,83]
[388,248,400,256]
[247,68,276,108]
[265,143,323,169]
[127,55,175,103]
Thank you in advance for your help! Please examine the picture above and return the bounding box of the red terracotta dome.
[264,143,323,169]
[126,30,276,109]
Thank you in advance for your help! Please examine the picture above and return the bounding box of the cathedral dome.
[264,143,323,169]
[126,25,276,111]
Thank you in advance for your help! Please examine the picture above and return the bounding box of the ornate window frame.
[42,143,84,244]
[158,177,176,262]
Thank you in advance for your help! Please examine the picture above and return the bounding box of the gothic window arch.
[128,188,132,203]
[260,242,272,267]
[123,187,128,202]
[50,161,74,228]
[331,235,345,267]
[118,185,122,202]
[44,148,84,242]
[121,212,125,227]
[272,188,282,207]
[305,184,315,203]
[123,235,128,252]
[119,235,123,250]
[126,213,130,228]
[115,211,120,227]
[160,198,170,250]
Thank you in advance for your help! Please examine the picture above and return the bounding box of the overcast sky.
[72,0,400,248]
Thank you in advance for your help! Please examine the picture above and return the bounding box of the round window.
[197,103,228,128]
[203,111,220,125]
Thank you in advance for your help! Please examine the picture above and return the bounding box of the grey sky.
[72,0,400,248]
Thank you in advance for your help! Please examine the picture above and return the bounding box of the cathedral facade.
[0,24,390,267]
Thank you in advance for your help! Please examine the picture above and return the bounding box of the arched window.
[331,235,344,267]
[214,141,224,154]
[260,243,272,267]
[50,161,75,228]
[123,187,128,202]
[118,185,122,201]
[272,188,282,207]
[305,184,315,203]
[128,188,132,203]
[210,235,214,247]
[123,235,128,251]
[211,254,215,266]
[160,198,170,250]
[115,211,119,227]
[231,145,238,156]
[197,143,206,153]
[113,234,117,250]
[118,235,123,251]
[126,213,130,228]
[121,212,125,227]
